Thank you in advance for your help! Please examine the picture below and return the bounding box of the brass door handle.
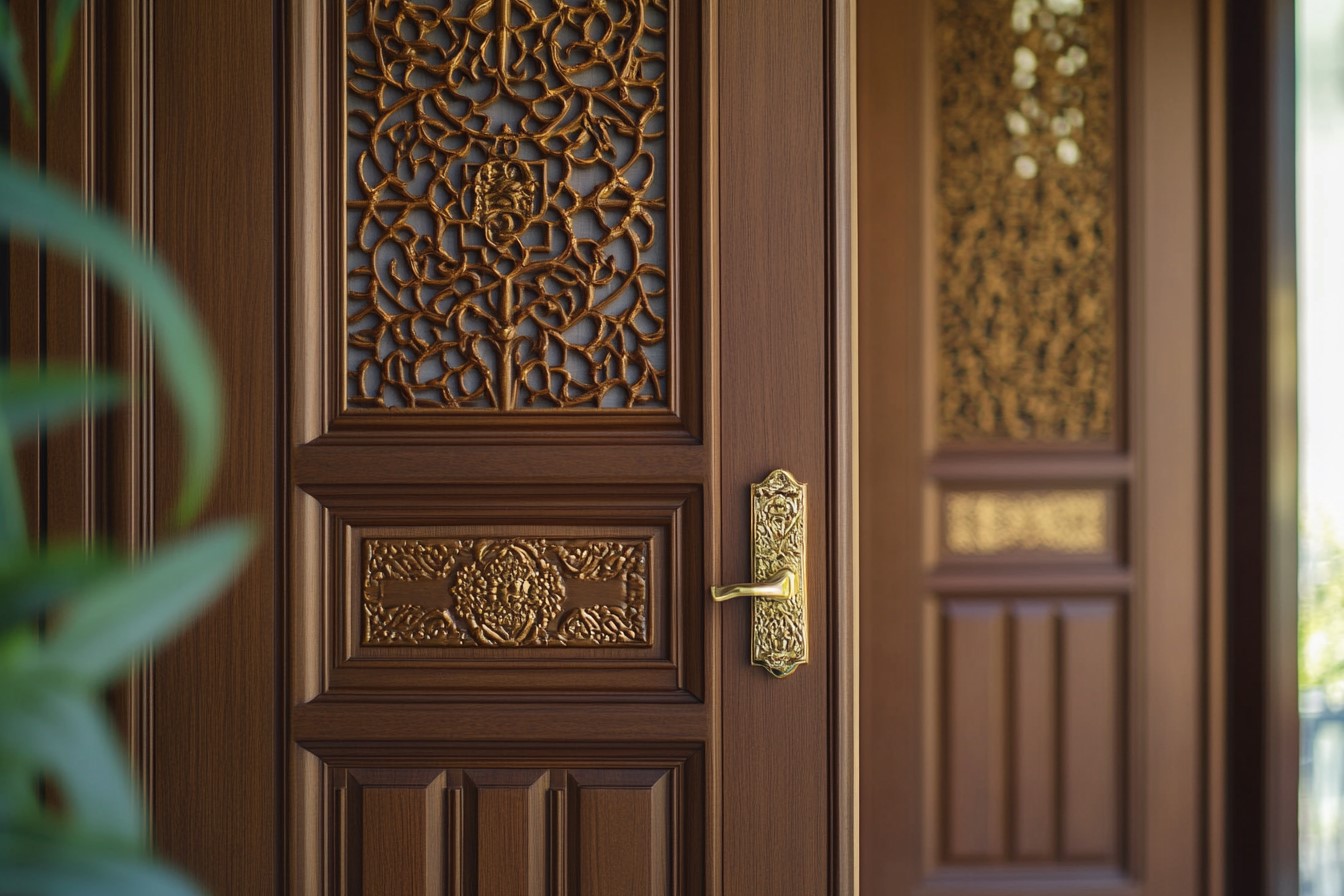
[711,469,808,678]
[711,570,797,603]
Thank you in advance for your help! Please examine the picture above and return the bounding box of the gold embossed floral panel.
[346,0,676,411]
[942,488,1117,560]
[362,536,652,647]
[936,0,1119,442]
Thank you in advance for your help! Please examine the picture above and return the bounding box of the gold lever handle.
[711,469,808,678]
[711,570,798,603]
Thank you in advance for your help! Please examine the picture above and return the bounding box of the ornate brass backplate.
[711,470,808,678]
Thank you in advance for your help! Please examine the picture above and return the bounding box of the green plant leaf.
[0,823,202,896]
[0,688,139,842]
[0,418,24,557]
[38,521,254,685]
[0,544,119,631]
[0,155,221,524]
[0,2,33,125]
[47,0,82,93]
[0,365,124,438]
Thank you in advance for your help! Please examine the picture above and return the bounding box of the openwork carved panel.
[944,489,1109,556]
[935,0,1118,442]
[346,0,670,410]
[362,537,650,646]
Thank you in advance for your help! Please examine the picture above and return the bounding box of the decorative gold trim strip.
[944,489,1109,556]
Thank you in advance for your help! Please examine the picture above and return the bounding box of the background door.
[858,0,1208,892]
[0,1,852,894]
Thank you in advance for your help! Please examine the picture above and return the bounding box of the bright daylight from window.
[1299,0,1344,892]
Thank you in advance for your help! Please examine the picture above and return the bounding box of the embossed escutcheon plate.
[750,470,808,676]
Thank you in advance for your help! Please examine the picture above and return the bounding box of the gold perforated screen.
[346,0,670,411]
[935,0,1118,442]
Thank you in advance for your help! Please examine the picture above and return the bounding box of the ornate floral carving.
[361,536,650,647]
[750,470,807,677]
[936,0,1117,442]
[346,0,670,410]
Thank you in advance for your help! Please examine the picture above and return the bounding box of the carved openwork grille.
[935,0,1118,442]
[944,489,1109,556]
[346,0,670,410]
[362,537,650,647]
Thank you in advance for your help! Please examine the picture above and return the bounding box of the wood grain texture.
[719,0,832,891]
[81,0,856,890]
[858,0,1206,891]
[145,1,279,892]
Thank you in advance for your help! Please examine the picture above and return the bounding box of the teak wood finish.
[20,0,854,893]
[4,0,1253,892]
[859,0,1207,893]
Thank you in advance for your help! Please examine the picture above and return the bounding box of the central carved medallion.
[469,137,540,250]
[451,541,564,646]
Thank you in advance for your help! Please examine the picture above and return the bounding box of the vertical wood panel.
[355,773,445,896]
[1010,601,1058,860]
[857,0,928,889]
[942,601,1007,860]
[570,769,671,896]
[1060,600,1121,861]
[719,0,831,891]
[464,769,547,896]
[147,1,277,892]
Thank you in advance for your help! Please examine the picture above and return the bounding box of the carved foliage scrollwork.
[345,0,671,411]
[935,0,1117,442]
[362,536,650,647]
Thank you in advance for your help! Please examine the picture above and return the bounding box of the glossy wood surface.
[858,0,1207,892]
[50,0,860,893]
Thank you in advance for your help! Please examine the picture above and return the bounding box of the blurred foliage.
[1301,514,1344,695]
[0,2,253,893]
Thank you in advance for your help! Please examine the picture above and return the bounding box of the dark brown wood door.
[83,1,853,894]
[858,0,1207,893]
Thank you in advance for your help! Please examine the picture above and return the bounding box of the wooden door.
[858,0,1207,893]
[66,1,853,894]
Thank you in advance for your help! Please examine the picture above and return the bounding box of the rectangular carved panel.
[340,768,446,895]
[941,601,1008,860]
[569,768,672,896]
[935,0,1119,442]
[362,536,650,648]
[936,597,1125,867]
[346,0,673,411]
[942,487,1116,559]
[462,769,548,896]
[1060,599,1122,861]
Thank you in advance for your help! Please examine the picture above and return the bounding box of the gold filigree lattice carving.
[362,537,649,647]
[944,489,1109,555]
[346,0,670,410]
[936,0,1118,441]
